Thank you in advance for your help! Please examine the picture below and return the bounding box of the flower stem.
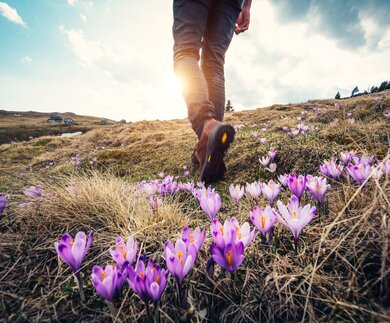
[74,272,85,303]
[154,302,160,323]
[145,301,152,322]
[155,195,159,221]
[294,239,298,255]
[268,227,274,245]
[106,300,117,318]
[176,280,183,308]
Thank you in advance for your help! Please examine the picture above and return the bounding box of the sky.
[0,0,389,122]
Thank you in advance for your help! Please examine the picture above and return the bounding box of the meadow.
[0,91,389,322]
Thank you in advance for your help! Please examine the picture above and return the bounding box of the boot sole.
[200,124,235,184]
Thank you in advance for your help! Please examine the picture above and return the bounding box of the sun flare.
[165,74,184,94]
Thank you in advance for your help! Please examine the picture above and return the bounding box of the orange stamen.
[292,210,297,218]
[236,226,242,240]
[177,251,184,266]
[261,216,266,229]
[225,250,233,266]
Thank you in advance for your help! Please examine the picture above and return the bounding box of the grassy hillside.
[0,91,389,322]
[0,110,116,144]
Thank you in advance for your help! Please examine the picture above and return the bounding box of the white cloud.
[225,1,390,109]
[67,0,77,6]
[80,14,86,22]
[59,25,116,67]
[0,2,27,27]
[20,56,32,63]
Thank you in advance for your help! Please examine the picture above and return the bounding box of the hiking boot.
[197,118,235,184]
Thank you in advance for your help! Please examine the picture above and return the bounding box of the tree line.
[335,80,390,99]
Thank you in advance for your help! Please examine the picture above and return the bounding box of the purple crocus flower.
[139,181,158,196]
[245,182,262,200]
[182,182,195,192]
[268,148,277,161]
[23,186,44,198]
[184,170,190,178]
[352,155,375,166]
[159,178,179,195]
[347,163,372,185]
[210,217,255,249]
[259,137,267,144]
[0,194,10,218]
[259,156,270,167]
[287,173,307,200]
[320,160,344,180]
[54,231,93,272]
[261,180,281,207]
[210,241,244,273]
[291,128,300,136]
[128,258,168,304]
[252,131,259,140]
[229,184,245,204]
[89,157,97,166]
[199,189,221,221]
[379,157,390,178]
[148,195,162,211]
[179,226,206,252]
[297,123,308,132]
[278,174,289,187]
[266,163,277,173]
[164,238,197,284]
[306,175,330,204]
[384,112,390,119]
[91,264,126,302]
[282,126,289,132]
[109,236,138,267]
[277,195,316,254]
[340,151,353,164]
[250,206,277,238]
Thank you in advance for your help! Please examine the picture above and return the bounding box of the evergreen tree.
[335,91,341,99]
[225,100,234,112]
[378,81,389,92]
[351,86,359,97]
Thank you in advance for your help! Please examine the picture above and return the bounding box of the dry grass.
[0,91,390,322]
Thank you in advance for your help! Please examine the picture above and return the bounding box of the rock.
[60,131,83,138]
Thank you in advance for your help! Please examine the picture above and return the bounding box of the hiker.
[173,0,252,184]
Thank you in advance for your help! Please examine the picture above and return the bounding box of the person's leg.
[172,0,216,139]
[201,0,243,121]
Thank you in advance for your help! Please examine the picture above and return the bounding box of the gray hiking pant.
[172,0,243,138]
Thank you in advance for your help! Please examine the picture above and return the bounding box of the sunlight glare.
[165,74,184,94]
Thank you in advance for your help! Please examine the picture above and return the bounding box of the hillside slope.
[0,110,116,144]
[0,91,389,322]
